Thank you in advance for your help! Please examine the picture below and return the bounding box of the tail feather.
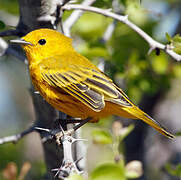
[122,106,175,139]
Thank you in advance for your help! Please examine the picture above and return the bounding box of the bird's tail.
[122,106,175,139]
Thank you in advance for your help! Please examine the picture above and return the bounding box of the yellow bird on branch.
[11,29,174,139]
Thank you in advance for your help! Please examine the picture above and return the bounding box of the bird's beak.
[10,39,33,46]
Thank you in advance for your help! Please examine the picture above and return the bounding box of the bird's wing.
[40,56,132,112]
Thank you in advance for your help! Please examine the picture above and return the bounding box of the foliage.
[66,174,84,180]
[0,0,19,14]
[91,129,112,144]
[90,163,126,180]
[166,33,181,54]
[0,21,5,30]
[68,121,142,180]
[165,163,181,179]
[87,121,142,180]
[72,0,179,105]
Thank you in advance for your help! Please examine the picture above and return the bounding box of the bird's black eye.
[38,39,46,45]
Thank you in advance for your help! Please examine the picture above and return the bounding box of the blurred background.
[0,0,181,179]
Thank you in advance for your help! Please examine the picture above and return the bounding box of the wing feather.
[40,59,132,111]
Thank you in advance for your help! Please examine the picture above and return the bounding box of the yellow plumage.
[12,28,174,139]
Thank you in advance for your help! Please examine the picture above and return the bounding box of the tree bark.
[17,0,67,179]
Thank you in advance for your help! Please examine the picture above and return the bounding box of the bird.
[10,28,174,139]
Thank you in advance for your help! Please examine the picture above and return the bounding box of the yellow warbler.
[11,28,174,138]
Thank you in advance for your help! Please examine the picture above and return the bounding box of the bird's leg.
[55,113,83,127]
[0,125,36,145]
[36,117,91,143]
[54,117,92,144]
[55,118,83,125]
[65,118,83,124]
[55,115,91,127]
[73,117,92,131]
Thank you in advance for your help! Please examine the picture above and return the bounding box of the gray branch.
[62,4,181,61]
[0,126,35,145]
[52,128,85,178]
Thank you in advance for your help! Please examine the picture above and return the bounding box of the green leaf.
[173,34,181,43]
[128,86,142,104]
[151,54,169,74]
[92,129,112,144]
[125,0,146,25]
[167,34,181,54]
[94,0,112,8]
[165,163,181,178]
[166,32,172,43]
[173,42,181,54]
[66,174,84,180]
[126,171,140,179]
[73,13,111,40]
[0,20,5,29]
[90,163,126,180]
[175,131,181,136]
[119,0,127,6]
[139,79,151,92]
[77,42,109,59]
[119,124,135,141]
[85,47,109,58]
[172,64,181,77]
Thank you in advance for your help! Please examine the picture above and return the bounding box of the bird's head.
[11,28,73,64]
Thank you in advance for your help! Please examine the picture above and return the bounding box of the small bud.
[125,160,143,178]
[114,154,123,163]
[112,121,123,136]
[2,162,17,180]
[19,162,31,180]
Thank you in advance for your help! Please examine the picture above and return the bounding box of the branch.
[101,20,117,44]
[97,0,120,71]
[62,4,181,61]
[52,132,85,178]
[0,126,35,145]
[36,125,86,178]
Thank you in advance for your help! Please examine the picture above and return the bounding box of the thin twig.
[63,0,96,37]
[37,125,85,178]
[62,4,181,61]
[97,20,117,72]
[101,20,117,44]
[97,0,120,71]
[0,126,35,145]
